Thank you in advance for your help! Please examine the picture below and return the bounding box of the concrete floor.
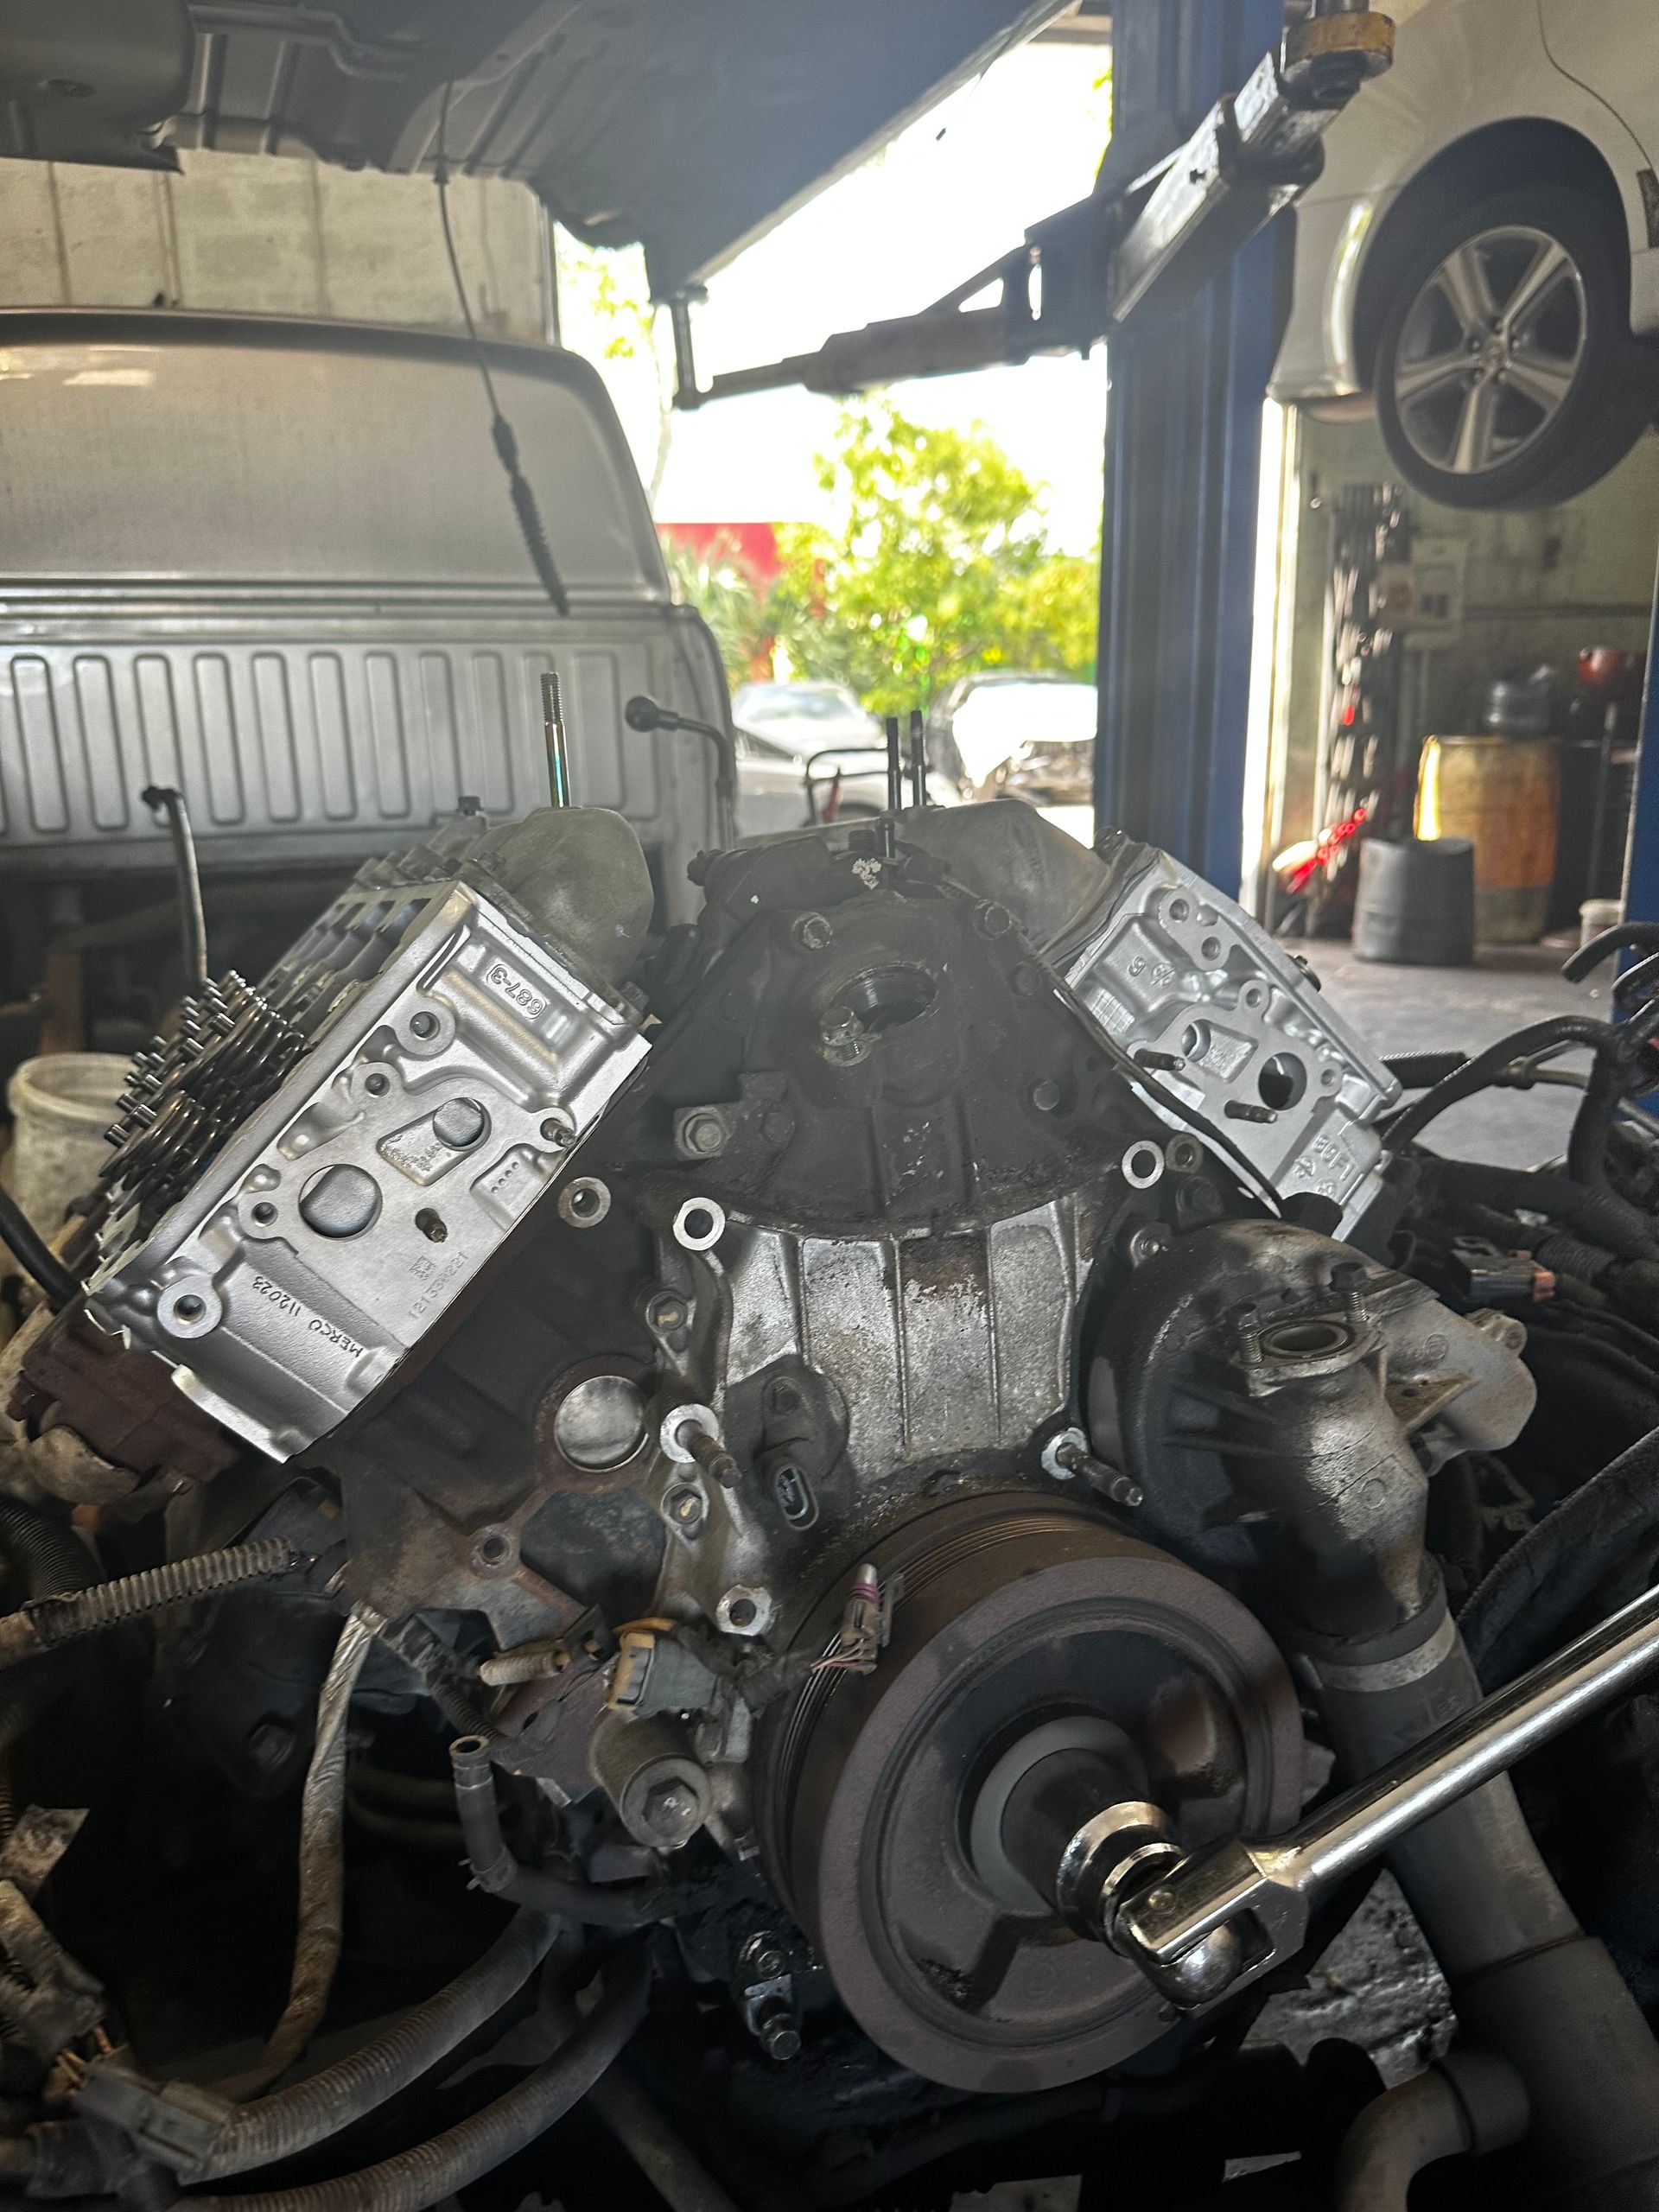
[1308,937,1609,1166]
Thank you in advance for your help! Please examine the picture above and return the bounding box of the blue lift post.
[1095,0,1290,899]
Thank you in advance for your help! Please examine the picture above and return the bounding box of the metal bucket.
[1415,733,1561,945]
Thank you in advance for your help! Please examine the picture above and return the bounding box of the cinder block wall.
[0,151,552,340]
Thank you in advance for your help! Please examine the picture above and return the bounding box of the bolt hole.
[1264,1319,1350,1357]
[726,1596,757,1629]
[410,1010,439,1039]
[415,1209,448,1243]
[1258,1052,1307,1111]
[251,1201,276,1225]
[365,1071,391,1096]
[175,1294,205,1322]
[1168,898,1191,924]
[841,965,938,1034]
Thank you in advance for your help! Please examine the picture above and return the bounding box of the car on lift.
[1272,0,1659,509]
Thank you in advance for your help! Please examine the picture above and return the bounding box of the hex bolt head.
[1128,1223,1173,1267]
[742,1935,788,1979]
[646,1290,690,1335]
[975,902,1014,938]
[682,1112,725,1157]
[641,1778,701,1847]
[793,912,834,951]
[663,1484,705,1535]
[756,2001,802,2063]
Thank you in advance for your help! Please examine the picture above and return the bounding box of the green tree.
[772,403,1097,715]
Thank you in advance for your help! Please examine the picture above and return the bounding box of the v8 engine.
[9,791,1659,2212]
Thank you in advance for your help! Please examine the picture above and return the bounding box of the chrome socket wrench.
[1109,1580,1659,2005]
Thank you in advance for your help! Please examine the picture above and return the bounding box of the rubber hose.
[1387,1017,1614,1152]
[1384,1050,1470,1092]
[0,1501,96,1602]
[1460,1427,1659,1690]
[1313,1600,1659,2192]
[0,1186,79,1312]
[0,1539,293,1669]
[1562,923,1659,982]
[450,1737,674,1929]
[194,1912,555,2179]
[187,1944,650,2212]
[1336,2055,1528,2212]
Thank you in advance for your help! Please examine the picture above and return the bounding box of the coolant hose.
[0,1539,293,1670]
[1336,2055,1527,2212]
[1311,1587,1659,2197]
[450,1736,676,1929]
[1460,1426,1659,1691]
[187,1943,650,2212]
[193,1911,555,2179]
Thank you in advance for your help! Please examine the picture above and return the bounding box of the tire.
[1373,184,1657,510]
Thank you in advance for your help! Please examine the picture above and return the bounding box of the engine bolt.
[1128,1223,1172,1267]
[975,902,1014,938]
[640,1778,701,1847]
[664,1484,705,1535]
[677,1420,741,1489]
[646,1290,690,1336]
[741,1933,788,1980]
[793,912,834,951]
[754,1998,802,2063]
[1224,1100,1278,1123]
[681,1111,726,1158]
[1052,1434,1143,1510]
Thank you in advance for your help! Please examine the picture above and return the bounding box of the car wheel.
[1374,185,1656,510]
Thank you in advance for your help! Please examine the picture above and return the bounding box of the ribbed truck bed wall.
[0,311,723,909]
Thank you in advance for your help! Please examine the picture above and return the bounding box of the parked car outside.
[949,677,1098,847]
[731,679,961,836]
[1271,0,1659,509]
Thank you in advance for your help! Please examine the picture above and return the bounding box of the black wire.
[141,784,207,991]
[1385,1015,1617,1151]
[435,84,570,618]
[0,1185,79,1311]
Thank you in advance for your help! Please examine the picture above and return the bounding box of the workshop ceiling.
[0,0,1071,297]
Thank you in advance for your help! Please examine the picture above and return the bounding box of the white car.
[1271,0,1659,508]
[731,681,960,838]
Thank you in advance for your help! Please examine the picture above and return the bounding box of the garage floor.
[1311,938,1610,1166]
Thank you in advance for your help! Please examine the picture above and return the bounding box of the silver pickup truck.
[0,308,725,1028]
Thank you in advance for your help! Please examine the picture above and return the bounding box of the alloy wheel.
[1391,225,1587,477]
